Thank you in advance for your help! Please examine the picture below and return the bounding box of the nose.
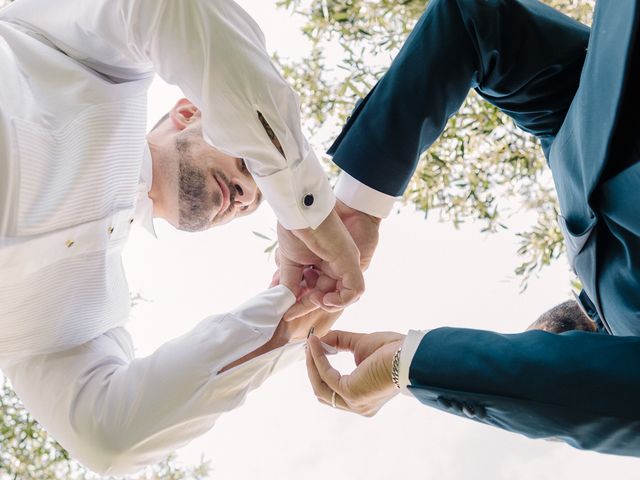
[231,174,258,208]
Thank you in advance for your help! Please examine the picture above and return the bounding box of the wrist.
[335,199,382,226]
[391,344,403,389]
[293,209,359,259]
[378,340,404,390]
[334,171,397,218]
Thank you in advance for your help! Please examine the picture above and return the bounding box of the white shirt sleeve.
[334,171,400,219]
[398,329,429,397]
[2,285,303,477]
[0,0,334,229]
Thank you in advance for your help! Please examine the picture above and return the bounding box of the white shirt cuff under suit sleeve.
[399,329,429,397]
[0,0,334,230]
[2,285,301,477]
[334,171,399,219]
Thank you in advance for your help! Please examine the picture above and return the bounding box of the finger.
[320,330,366,352]
[320,341,338,355]
[300,273,339,311]
[278,257,304,298]
[321,284,361,309]
[308,289,343,314]
[300,266,348,312]
[283,293,319,321]
[311,301,344,314]
[309,310,343,339]
[308,335,342,393]
[302,267,319,289]
[315,393,350,411]
[305,349,349,409]
[316,396,350,411]
[269,269,280,288]
[305,343,332,397]
[308,289,342,312]
[314,273,338,292]
[318,267,364,309]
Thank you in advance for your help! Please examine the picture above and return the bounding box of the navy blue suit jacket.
[328,0,640,456]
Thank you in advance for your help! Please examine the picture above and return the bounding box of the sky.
[53,0,640,479]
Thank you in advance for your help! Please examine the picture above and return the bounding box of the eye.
[239,158,249,174]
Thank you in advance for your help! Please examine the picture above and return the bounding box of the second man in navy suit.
[306,0,640,457]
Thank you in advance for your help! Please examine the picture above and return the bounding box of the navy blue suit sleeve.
[408,327,640,456]
[328,0,589,196]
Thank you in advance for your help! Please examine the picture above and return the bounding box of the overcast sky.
[114,1,637,478]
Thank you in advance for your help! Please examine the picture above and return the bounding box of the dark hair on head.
[151,112,170,132]
[527,300,597,333]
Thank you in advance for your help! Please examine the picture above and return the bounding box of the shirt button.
[302,194,314,207]
[129,218,135,224]
[108,226,114,235]
[65,240,75,248]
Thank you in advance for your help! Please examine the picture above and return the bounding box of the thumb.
[320,330,366,353]
[283,293,319,321]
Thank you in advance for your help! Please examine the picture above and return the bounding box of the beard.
[177,160,219,233]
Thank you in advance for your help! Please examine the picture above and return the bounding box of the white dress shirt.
[4,285,303,476]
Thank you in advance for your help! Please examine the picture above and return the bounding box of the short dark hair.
[527,300,597,333]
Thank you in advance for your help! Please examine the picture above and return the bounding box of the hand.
[334,199,381,272]
[282,200,382,320]
[277,208,365,312]
[306,330,406,416]
[271,308,343,345]
[219,309,342,373]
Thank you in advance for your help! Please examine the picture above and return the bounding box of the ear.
[169,98,201,130]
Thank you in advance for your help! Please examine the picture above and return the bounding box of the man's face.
[172,126,262,232]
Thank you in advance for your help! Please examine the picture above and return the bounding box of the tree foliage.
[275,0,595,288]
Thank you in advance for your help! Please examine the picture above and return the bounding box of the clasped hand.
[276,200,381,321]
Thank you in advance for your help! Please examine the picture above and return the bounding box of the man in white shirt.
[0,0,358,474]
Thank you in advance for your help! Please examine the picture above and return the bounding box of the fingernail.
[320,341,338,355]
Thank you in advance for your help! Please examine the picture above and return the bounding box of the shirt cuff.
[252,150,335,230]
[334,171,399,219]
[399,329,429,397]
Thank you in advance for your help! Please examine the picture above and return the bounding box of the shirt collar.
[135,144,158,238]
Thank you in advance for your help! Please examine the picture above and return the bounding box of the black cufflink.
[303,193,314,207]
